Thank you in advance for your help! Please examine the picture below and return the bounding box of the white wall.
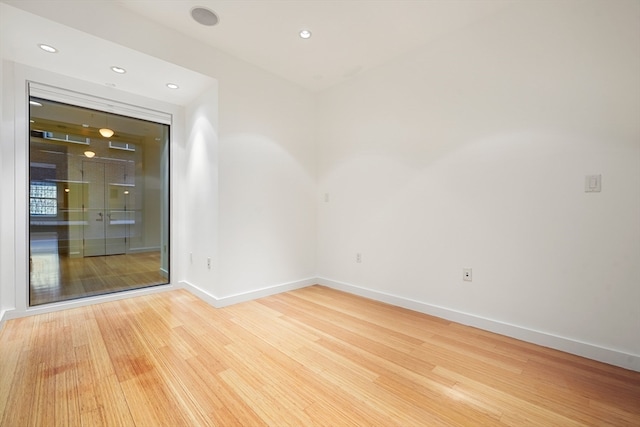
[2,1,318,306]
[316,0,640,369]
[180,84,220,295]
[0,60,3,322]
[0,59,15,326]
[216,68,317,299]
[180,67,317,304]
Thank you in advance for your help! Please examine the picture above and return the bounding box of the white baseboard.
[179,277,317,308]
[317,277,640,373]
[0,308,8,331]
[4,273,637,373]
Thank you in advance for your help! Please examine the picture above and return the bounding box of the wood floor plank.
[186,356,269,427]
[0,318,29,424]
[1,285,639,426]
[434,366,587,427]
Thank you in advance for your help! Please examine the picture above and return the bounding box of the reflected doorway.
[29,92,170,306]
[82,160,131,257]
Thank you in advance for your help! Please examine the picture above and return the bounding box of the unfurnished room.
[0,0,639,425]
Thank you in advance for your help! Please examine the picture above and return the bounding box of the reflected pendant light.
[99,111,114,138]
[99,127,114,138]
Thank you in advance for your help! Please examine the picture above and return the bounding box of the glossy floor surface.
[30,250,166,306]
[1,286,639,426]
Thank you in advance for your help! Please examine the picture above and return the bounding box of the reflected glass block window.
[30,181,57,216]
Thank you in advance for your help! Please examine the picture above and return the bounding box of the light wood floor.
[1,286,638,426]
[30,251,167,306]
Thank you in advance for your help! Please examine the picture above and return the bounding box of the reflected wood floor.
[1,286,639,426]
[30,251,167,306]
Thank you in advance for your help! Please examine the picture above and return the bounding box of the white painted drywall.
[0,59,14,324]
[316,0,640,359]
[1,1,318,303]
[180,83,220,294]
[0,60,22,320]
[178,59,318,303]
[215,70,317,297]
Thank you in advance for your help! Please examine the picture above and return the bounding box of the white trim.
[29,82,172,124]
[0,309,9,330]
[4,284,175,320]
[179,278,317,308]
[317,277,640,372]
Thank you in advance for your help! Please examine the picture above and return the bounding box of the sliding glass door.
[28,90,170,306]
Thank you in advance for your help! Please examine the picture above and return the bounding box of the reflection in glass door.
[28,92,170,306]
[82,161,130,257]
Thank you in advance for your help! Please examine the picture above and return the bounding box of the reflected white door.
[83,161,127,256]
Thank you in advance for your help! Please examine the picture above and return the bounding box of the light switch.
[585,174,601,193]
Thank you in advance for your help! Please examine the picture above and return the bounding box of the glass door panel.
[29,94,170,306]
[82,161,107,257]
[105,162,130,256]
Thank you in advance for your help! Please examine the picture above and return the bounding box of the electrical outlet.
[207,257,211,269]
[356,253,362,263]
[190,252,193,264]
[463,268,472,282]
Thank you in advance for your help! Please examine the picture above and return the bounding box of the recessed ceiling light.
[191,6,219,26]
[111,66,126,74]
[29,101,43,107]
[299,29,312,39]
[38,44,58,53]
[166,83,179,89]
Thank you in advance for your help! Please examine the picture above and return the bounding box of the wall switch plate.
[585,174,601,192]
[463,268,472,282]
[207,257,211,269]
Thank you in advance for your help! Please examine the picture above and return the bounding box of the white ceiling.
[116,0,515,92]
[1,0,517,97]
[0,2,215,105]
